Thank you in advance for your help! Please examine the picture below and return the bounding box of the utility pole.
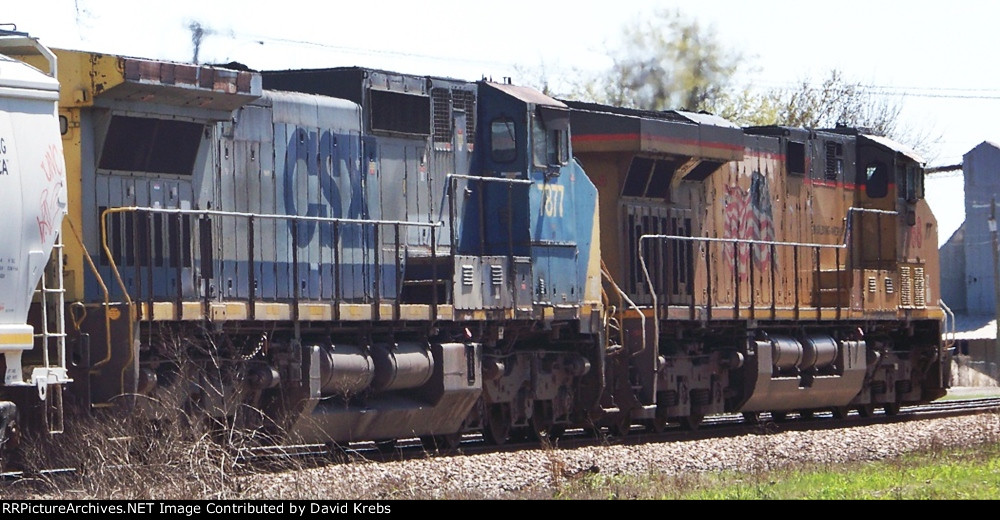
[991,196,1000,360]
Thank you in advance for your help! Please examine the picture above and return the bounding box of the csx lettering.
[538,184,565,218]
[282,127,366,247]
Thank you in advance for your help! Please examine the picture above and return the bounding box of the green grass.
[550,437,1000,500]
[681,448,1000,500]
[937,391,1000,401]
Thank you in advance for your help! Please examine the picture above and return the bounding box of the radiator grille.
[453,89,476,143]
[900,266,912,306]
[431,88,451,143]
[824,141,843,180]
[914,267,926,307]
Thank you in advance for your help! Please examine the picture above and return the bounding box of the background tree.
[555,9,937,158]
[568,9,743,112]
[749,70,901,133]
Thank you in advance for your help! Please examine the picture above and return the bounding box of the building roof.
[948,313,997,340]
[966,140,1000,157]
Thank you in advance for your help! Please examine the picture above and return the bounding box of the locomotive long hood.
[566,100,744,164]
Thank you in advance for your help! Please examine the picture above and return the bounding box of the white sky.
[5,0,991,241]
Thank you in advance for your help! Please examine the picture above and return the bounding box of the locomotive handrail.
[641,234,848,249]
[635,207,897,254]
[638,233,854,351]
[445,173,535,185]
[65,217,117,372]
[99,206,449,322]
[443,173,533,257]
[101,206,445,228]
[939,299,956,350]
[96,209,142,397]
[847,207,899,216]
[844,207,899,248]
[441,172,534,234]
[601,260,645,358]
[95,211,143,405]
[97,209,140,310]
[443,174,529,309]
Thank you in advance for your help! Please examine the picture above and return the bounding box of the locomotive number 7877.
[538,183,565,218]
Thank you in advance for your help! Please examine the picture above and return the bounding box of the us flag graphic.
[722,171,775,280]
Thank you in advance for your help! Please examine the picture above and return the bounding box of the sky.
[4,0,992,241]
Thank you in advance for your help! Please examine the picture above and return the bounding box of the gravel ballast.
[247,411,1000,499]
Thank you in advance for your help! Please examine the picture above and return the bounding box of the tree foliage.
[724,71,937,158]
[740,70,902,134]
[570,9,743,112]
[560,9,936,156]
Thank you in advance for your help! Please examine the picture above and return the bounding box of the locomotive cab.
[843,130,937,315]
[468,81,600,314]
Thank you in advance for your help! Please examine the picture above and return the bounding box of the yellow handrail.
[97,208,138,401]
[65,217,115,370]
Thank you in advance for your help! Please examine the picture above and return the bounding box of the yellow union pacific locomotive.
[570,101,947,429]
[0,35,948,449]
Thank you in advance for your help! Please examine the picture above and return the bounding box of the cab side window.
[532,107,570,169]
[900,165,923,202]
[865,161,888,198]
[491,118,517,163]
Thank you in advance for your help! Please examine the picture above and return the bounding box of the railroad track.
[5,396,997,480]
[238,395,1000,465]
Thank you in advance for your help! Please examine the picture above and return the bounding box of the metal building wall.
[939,223,967,312]
[962,142,1000,314]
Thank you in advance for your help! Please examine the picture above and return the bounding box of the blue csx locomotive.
[1,40,949,449]
[50,56,603,446]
